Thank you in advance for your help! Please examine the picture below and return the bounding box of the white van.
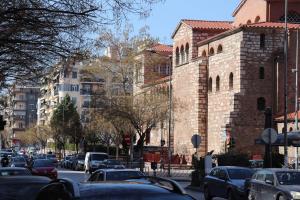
[84,152,108,174]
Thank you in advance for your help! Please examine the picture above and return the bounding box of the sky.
[129,0,241,44]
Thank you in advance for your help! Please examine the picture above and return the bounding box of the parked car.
[87,169,144,182]
[100,159,125,169]
[61,156,71,168]
[0,176,51,200]
[0,167,32,176]
[46,154,58,167]
[84,152,109,174]
[72,154,85,171]
[30,159,57,180]
[36,177,195,200]
[203,166,253,200]
[10,156,27,167]
[66,155,75,169]
[248,168,300,200]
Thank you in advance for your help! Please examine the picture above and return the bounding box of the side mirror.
[265,179,274,185]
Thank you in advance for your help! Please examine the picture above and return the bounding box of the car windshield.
[106,171,144,181]
[78,155,85,160]
[107,160,121,165]
[227,168,253,179]
[33,160,54,167]
[91,154,108,161]
[46,155,56,159]
[0,169,31,176]
[13,157,26,162]
[276,172,300,185]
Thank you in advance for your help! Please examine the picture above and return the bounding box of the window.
[257,97,266,111]
[180,45,185,64]
[229,73,233,90]
[202,50,207,57]
[259,67,265,79]
[185,43,189,62]
[217,45,223,53]
[72,71,77,79]
[255,16,261,23]
[216,76,220,91]
[209,47,215,55]
[71,85,79,91]
[18,122,23,128]
[260,34,265,49]
[175,47,179,65]
[208,77,212,92]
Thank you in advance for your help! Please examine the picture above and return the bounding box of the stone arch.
[180,45,185,64]
[175,47,179,65]
[209,47,215,56]
[208,77,212,92]
[202,50,207,57]
[217,44,223,53]
[185,43,189,62]
[216,76,220,91]
[255,16,260,23]
[229,73,233,90]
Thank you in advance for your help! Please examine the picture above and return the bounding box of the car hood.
[279,185,300,192]
[230,179,246,187]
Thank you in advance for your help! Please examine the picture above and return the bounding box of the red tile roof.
[150,44,173,53]
[182,19,233,30]
[244,22,300,29]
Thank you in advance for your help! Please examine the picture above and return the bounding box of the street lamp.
[167,55,172,177]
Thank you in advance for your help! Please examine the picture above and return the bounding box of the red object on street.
[31,159,57,180]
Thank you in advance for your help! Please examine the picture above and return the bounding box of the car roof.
[87,152,108,155]
[0,175,51,183]
[257,168,300,172]
[0,167,28,171]
[215,166,252,170]
[95,169,141,173]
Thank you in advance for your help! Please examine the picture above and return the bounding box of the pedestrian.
[1,155,9,167]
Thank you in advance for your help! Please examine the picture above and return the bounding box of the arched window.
[259,67,265,79]
[209,47,215,56]
[217,45,223,53]
[247,20,252,24]
[260,33,265,49]
[185,43,189,62]
[229,73,233,90]
[255,16,260,23]
[175,47,179,65]
[208,77,212,92]
[216,76,220,91]
[257,97,266,111]
[202,50,207,57]
[180,45,185,64]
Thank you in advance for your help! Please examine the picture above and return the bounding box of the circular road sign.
[191,134,201,148]
[261,128,278,144]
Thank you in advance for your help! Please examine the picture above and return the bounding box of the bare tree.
[0,0,163,86]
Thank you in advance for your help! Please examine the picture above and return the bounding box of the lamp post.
[283,0,289,168]
[168,55,172,177]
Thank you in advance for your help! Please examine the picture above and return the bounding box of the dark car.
[10,156,27,167]
[0,175,51,200]
[31,159,57,179]
[203,166,253,200]
[0,167,32,176]
[67,156,75,169]
[72,154,85,171]
[248,169,300,200]
[36,177,196,200]
[88,169,144,182]
[46,154,58,167]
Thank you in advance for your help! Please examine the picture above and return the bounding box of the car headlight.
[290,191,300,199]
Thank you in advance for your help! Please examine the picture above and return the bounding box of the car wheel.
[227,190,235,200]
[248,191,255,200]
[278,195,286,200]
[204,186,212,200]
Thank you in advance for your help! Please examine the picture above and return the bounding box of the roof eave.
[232,0,247,17]
[171,21,191,39]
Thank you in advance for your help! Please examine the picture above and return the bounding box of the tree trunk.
[93,141,96,152]
[140,142,144,172]
[116,145,119,160]
[106,142,109,155]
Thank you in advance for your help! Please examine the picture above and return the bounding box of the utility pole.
[283,0,289,168]
[294,29,299,169]
[168,56,172,177]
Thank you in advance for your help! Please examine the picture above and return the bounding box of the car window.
[0,169,31,176]
[13,157,26,162]
[33,160,54,167]
[218,169,227,180]
[89,173,99,181]
[209,168,219,177]
[98,172,104,181]
[265,172,274,182]
[91,154,108,161]
[256,172,265,181]
[106,171,143,181]
[227,168,253,180]
[276,172,300,185]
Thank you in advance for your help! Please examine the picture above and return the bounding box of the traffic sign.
[191,134,201,148]
[261,128,278,144]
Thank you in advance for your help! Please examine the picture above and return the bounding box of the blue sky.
[129,0,241,44]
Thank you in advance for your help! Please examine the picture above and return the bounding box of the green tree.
[50,95,82,155]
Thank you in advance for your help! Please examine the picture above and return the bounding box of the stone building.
[172,0,300,159]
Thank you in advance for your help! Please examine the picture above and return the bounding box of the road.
[57,168,208,200]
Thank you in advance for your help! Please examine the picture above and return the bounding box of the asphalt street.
[57,168,226,200]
